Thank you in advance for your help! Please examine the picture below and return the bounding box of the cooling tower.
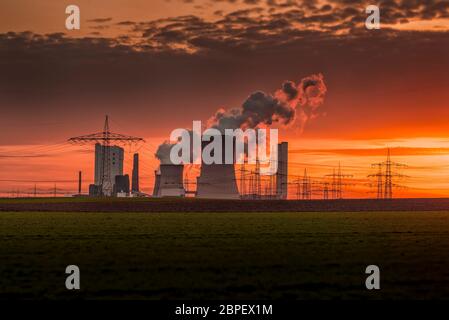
[152,165,185,197]
[276,142,288,199]
[196,136,240,199]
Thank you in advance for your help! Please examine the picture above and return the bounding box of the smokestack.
[152,170,161,197]
[132,153,139,193]
[196,135,240,199]
[276,142,288,199]
[78,171,82,195]
[153,165,185,197]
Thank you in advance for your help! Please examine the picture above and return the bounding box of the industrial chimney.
[152,170,161,197]
[152,164,185,197]
[276,142,288,199]
[196,135,240,199]
[78,171,82,195]
[132,153,139,193]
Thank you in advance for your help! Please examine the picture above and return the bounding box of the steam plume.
[209,73,327,132]
[155,73,327,162]
[155,141,176,164]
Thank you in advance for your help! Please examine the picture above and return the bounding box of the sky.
[0,0,449,198]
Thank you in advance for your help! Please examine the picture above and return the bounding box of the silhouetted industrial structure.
[153,164,185,197]
[113,174,130,196]
[132,153,139,193]
[301,169,312,199]
[238,142,288,200]
[325,163,353,199]
[369,149,408,199]
[196,135,240,199]
[78,171,82,195]
[94,143,124,193]
[68,116,144,196]
[4,124,414,200]
[276,142,288,199]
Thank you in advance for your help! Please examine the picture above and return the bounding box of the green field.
[1,211,449,299]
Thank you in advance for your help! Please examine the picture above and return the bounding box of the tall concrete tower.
[132,153,139,193]
[152,170,161,197]
[196,136,239,199]
[152,165,185,197]
[276,142,288,199]
[94,143,124,195]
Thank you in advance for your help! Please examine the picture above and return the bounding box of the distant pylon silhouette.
[384,149,393,199]
[323,182,329,200]
[369,148,408,199]
[301,169,312,200]
[325,162,353,199]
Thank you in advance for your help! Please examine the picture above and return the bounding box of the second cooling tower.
[196,136,240,199]
[152,164,185,197]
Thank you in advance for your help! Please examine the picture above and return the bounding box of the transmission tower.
[248,171,255,199]
[369,149,408,199]
[295,178,301,200]
[384,150,394,199]
[301,169,312,200]
[269,172,275,198]
[369,163,383,199]
[68,115,144,196]
[325,163,353,199]
[323,182,329,200]
[255,159,261,199]
[239,163,246,198]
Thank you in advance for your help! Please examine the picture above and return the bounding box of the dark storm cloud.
[118,0,449,54]
[178,0,449,24]
[1,11,448,94]
[329,0,449,21]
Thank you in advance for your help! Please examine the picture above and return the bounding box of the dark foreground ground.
[1,210,449,299]
[1,197,449,212]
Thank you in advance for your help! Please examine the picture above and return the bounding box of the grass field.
[1,211,449,300]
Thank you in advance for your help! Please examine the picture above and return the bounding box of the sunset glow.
[1,0,448,198]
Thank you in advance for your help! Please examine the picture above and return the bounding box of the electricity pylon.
[369,163,384,199]
[369,149,408,199]
[301,169,312,200]
[325,163,353,199]
[68,115,144,196]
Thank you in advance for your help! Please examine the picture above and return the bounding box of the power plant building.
[151,136,288,200]
[94,143,124,195]
[113,174,130,196]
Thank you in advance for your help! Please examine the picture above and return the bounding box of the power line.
[324,162,353,199]
[369,149,408,199]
